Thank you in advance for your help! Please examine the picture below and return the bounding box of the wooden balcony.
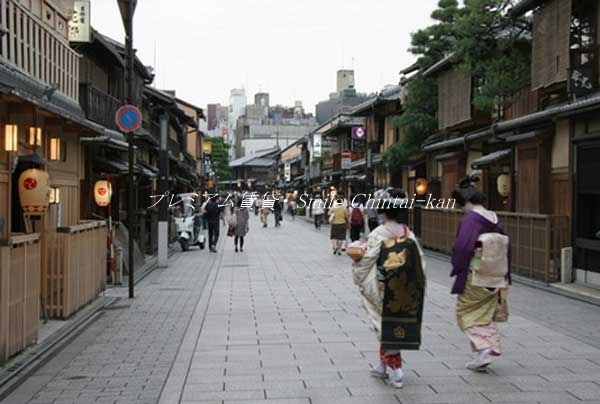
[42,221,107,319]
[415,209,570,283]
[79,84,121,130]
[0,0,80,100]
[0,233,41,361]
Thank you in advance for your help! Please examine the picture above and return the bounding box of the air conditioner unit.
[561,247,573,284]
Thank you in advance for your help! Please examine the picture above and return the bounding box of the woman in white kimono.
[351,189,426,388]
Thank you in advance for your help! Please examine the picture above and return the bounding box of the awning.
[471,149,512,169]
[95,157,129,173]
[81,130,130,151]
[175,176,192,187]
[499,129,549,143]
[94,157,156,177]
[423,136,464,152]
[434,151,462,161]
[345,174,367,181]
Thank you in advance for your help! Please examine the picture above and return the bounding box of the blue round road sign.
[115,105,142,133]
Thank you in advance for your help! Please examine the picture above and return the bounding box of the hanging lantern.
[94,180,112,207]
[18,168,50,215]
[497,174,511,197]
[415,178,428,196]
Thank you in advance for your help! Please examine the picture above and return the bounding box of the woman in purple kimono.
[451,174,511,371]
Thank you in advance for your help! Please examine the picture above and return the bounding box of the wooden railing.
[417,209,570,283]
[0,0,80,100]
[0,233,40,361]
[79,84,121,130]
[42,221,107,319]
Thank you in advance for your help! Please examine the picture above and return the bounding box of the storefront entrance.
[574,140,600,286]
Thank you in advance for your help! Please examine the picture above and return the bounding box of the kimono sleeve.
[352,234,382,287]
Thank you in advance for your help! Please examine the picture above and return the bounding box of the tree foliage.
[383,0,531,170]
[205,136,231,180]
[383,0,459,170]
[453,0,531,112]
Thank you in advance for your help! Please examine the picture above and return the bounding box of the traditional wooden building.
[0,0,108,360]
[508,0,600,286]
[348,85,402,191]
[307,113,366,198]
[416,0,600,285]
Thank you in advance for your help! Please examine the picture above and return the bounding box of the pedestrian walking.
[254,197,262,216]
[312,194,325,230]
[261,196,270,228]
[273,197,283,227]
[349,197,366,242]
[233,198,250,252]
[351,189,426,388]
[450,174,511,371]
[287,196,296,220]
[204,195,224,253]
[329,193,348,255]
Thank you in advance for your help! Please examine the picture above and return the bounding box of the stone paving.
[4,212,600,404]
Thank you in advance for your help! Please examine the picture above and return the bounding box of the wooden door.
[441,160,458,200]
[516,146,540,213]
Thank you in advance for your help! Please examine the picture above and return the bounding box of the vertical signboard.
[68,0,91,43]
[313,133,322,158]
[284,163,291,182]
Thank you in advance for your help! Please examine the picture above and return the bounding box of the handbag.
[227,225,235,237]
[493,288,509,322]
[228,214,237,228]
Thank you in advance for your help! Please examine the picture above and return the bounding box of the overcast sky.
[91,0,438,113]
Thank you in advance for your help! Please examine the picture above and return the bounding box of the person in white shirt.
[312,194,325,230]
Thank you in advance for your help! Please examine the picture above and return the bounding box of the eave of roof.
[509,0,545,18]
[422,53,455,78]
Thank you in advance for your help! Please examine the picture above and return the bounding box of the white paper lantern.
[497,174,511,197]
[94,180,112,207]
[18,168,50,215]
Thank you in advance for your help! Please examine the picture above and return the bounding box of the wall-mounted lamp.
[416,178,428,196]
[28,127,43,148]
[3,124,18,152]
[49,187,60,204]
[48,137,61,161]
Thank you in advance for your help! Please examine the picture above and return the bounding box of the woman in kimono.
[351,189,426,388]
[450,174,511,371]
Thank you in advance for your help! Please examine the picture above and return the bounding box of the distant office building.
[207,103,219,130]
[315,69,370,124]
[337,69,355,93]
[255,92,270,108]
[228,88,247,159]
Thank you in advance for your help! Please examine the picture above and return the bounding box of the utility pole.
[118,0,137,298]
[158,112,169,268]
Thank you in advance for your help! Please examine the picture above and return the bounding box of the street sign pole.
[118,0,137,299]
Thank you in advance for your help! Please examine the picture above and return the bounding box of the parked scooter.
[174,193,205,251]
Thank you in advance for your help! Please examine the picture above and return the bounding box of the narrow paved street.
[4,213,600,404]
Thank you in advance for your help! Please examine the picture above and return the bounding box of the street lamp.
[118,0,137,298]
